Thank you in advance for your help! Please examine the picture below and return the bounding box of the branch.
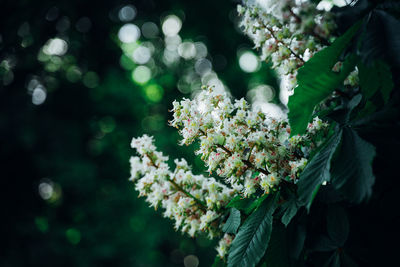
[265,26,305,64]
[166,177,207,211]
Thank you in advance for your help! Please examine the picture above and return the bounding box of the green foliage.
[226,196,255,213]
[212,256,226,267]
[359,9,400,67]
[331,127,376,203]
[227,193,278,267]
[358,60,393,104]
[280,191,299,227]
[288,21,362,135]
[222,208,241,234]
[226,194,269,215]
[297,128,342,208]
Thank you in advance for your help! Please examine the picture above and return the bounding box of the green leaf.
[297,129,342,207]
[288,21,362,135]
[212,255,226,267]
[226,194,268,215]
[358,60,393,104]
[331,127,376,203]
[223,208,241,234]
[245,194,269,215]
[360,10,400,68]
[227,193,279,267]
[280,195,299,227]
[327,94,362,124]
[327,205,349,246]
[226,196,253,213]
[306,184,321,211]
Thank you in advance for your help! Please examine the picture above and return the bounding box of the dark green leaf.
[331,127,376,203]
[227,193,278,267]
[323,252,340,267]
[297,129,342,207]
[327,94,362,124]
[306,184,321,211]
[223,208,241,234]
[280,195,299,227]
[327,206,349,246]
[245,194,269,215]
[311,235,338,252]
[360,10,400,68]
[358,60,393,103]
[332,0,371,34]
[227,196,253,212]
[288,21,362,135]
[226,194,268,215]
[354,100,376,121]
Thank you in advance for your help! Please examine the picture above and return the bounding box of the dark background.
[0,0,278,266]
[2,0,399,266]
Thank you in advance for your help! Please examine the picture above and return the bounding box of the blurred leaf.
[323,252,340,267]
[310,235,338,252]
[340,251,358,267]
[227,193,278,267]
[332,0,371,34]
[212,255,226,267]
[288,21,362,135]
[223,208,241,234]
[331,127,376,203]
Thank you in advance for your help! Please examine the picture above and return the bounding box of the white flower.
[129,156,144,181]
[244,176,257,197]
[216,234,233,258]
[200,210,218,230]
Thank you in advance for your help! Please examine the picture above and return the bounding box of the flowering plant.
[129,0,399,266]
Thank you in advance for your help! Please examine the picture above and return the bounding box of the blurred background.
[0,0,281,266]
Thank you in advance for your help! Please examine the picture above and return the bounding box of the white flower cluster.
[130,135,234,238]
[170,86,328,197]
[216,233,234,258]
[238,0,336,89]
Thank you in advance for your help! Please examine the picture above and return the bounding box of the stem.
[166,176,207,211]
[265,26,305,63]
[243,159,270,176]
[216,144,232,156]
